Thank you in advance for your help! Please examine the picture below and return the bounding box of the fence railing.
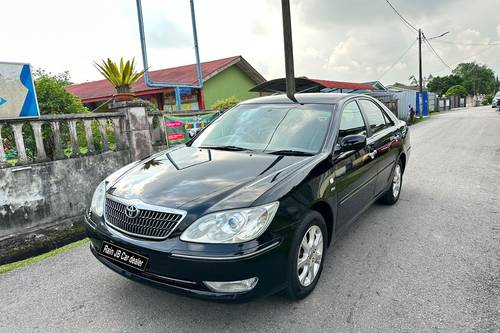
[0,112,127,168]
[0,108,222,168]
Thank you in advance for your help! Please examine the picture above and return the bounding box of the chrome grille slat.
[104,198,184,240]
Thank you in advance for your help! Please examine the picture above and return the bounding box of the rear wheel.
[285,211,327,300]
[378,159,403,205]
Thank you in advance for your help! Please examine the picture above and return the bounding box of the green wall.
[203,65,261,109]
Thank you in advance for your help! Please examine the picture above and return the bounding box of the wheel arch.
[399,152,407,173]
[310,201,335,247]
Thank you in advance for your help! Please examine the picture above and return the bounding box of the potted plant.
[94,58,145,102]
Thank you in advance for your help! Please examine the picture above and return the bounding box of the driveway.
[1,106,499,332]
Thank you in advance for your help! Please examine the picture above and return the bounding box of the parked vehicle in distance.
[85,93,411,301]
[492,91,500,108]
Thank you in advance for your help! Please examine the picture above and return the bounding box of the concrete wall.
[203,65,261,108]
[0,151,130,238]
[0,151,131,263]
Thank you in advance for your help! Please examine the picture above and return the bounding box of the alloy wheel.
[297,225,324,287]
[392,164,402,198]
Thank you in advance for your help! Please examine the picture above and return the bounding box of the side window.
[359,100,391,135]
[339,102,367,139]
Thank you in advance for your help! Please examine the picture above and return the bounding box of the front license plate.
[99,241,149,271]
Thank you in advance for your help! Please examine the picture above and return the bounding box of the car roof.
[239,93,366,105]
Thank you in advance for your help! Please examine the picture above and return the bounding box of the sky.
[2,0,500,86]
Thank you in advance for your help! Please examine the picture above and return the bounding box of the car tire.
[378,159,403,205]
[285,211,327,300]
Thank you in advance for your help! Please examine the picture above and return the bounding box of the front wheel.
[285,211,327,300]
[378,159,403,205]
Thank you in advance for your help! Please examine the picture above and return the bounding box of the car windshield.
[191,104,334,154]
[495,92,500,98]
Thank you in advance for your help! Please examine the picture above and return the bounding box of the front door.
[334,100,378,230]
[358,99,400,196]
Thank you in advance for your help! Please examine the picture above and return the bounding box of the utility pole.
[418,28,423,118]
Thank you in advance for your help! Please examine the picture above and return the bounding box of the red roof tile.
[66,56,242,102]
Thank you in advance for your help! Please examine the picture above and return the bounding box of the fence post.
[11,123,28,165]
[113,103,153,161]
[0,124,7,167]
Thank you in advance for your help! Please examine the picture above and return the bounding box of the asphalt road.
[1,106,499,333]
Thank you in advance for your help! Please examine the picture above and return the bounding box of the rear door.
[334,100,378,230]
[358,99,400,196]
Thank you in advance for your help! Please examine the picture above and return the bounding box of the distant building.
[65,56,265,111]
[364,81,387,91]
[387,82,420,92]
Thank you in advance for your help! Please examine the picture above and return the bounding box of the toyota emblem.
[125,205,140,219]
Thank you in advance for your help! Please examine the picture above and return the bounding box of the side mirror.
[338,134,367,153]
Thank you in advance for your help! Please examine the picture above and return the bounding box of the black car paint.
[86,93,411,302]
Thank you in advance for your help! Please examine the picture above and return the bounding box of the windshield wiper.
[266,150,315,156]
[199,145,253,152]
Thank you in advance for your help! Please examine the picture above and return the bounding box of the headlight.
[90,181,106,217]
[180,202,279,244]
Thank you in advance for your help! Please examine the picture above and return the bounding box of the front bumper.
[85,215,290,302]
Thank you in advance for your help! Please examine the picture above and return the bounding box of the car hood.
[107,146,314,213]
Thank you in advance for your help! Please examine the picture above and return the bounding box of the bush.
[211,96,240,111]
[444,85,467,98]
[482,94,494,105]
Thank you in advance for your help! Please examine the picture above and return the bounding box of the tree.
[408,75,417,86]
[427,75,462,96]
[33,69,72,86]
[34,72,87,115]
[452,62,496,96]
[211,96,240,111]
[444,85,467,97]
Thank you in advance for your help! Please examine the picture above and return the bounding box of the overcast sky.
[2,0,500,85]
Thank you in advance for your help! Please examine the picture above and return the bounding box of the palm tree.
[408,75,418,86]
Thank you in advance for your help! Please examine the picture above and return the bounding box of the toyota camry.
[85,93,411,302]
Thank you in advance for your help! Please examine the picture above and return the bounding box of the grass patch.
[0,238,89,275]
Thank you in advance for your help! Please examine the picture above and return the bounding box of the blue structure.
[416,91,429,117]
[0,62,40,119]
[135,0,203,111]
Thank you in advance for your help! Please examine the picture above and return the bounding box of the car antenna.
[281,0,298,103]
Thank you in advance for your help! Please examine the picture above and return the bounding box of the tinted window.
[192,104,333,154]
[359,100,391,135]
[339,102,367,138]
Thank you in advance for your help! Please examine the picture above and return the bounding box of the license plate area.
[99,241,149,271]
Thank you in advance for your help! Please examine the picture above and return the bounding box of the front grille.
[105,198,184,239]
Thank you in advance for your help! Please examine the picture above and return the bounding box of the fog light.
[203,277,258,293]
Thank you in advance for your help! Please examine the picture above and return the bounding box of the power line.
[384,0,418,33]
[431,40,500,46]
[378,38,418,80]
[435,44,495,74]
[423,34,453,71]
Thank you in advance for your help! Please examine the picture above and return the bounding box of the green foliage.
[452,62,496,96]
[428,62,497,96]
[427,75,462,96]
[211,96,240,111]
[34,74,87,115]
[444,85,467,97]
[94,58,145,93]
[33,68,72,86]
[482,94,494,105]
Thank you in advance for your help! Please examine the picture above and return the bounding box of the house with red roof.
[65,56,266,111]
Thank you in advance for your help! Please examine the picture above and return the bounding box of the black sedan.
[85,93,411,301]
